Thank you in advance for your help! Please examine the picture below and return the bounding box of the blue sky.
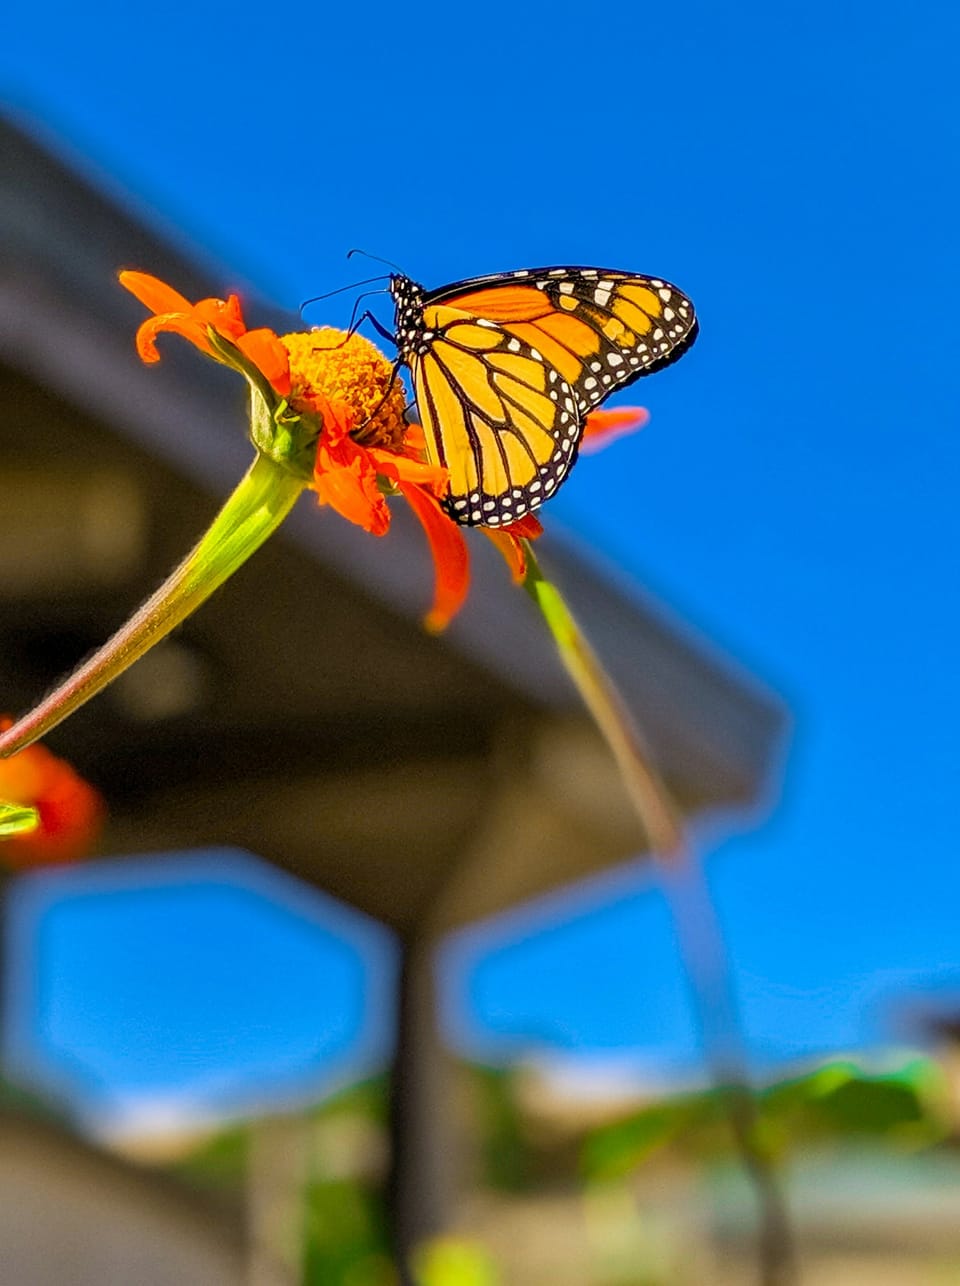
[4,852,395,1131]
[2,0,960,1116]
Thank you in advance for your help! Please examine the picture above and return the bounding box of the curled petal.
[581,406,650,454]
[483,514,543,584]
[120,273,287,388]
[399,484,470,632]
[135,311,217,363]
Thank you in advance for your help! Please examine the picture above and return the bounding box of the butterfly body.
[389,266,697,527]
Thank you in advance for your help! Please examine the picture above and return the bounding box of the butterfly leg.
[306,298,406,439]
[358,309,396,347]
[310,299,396,352]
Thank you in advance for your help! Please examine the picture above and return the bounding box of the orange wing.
[397,267,697,527]
[436,268,697,415]
[409,309,582,526]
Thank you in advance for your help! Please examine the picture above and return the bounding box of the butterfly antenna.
[347,248,404,273]
[300,275,390,317]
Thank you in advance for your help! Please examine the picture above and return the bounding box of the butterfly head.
[389,274,429,359]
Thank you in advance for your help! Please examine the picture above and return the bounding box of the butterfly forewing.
[391,266,697,527]
[437,267,698,415]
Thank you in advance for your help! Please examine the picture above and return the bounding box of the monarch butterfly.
[388,266,698,528]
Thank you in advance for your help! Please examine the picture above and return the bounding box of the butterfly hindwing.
[391,266,697,527]
[409,311,582,526]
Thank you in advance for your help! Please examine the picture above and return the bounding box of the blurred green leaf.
[581,1057,949,1180]
[761,1057,949,1147]
[0,801,38,837]
[302,1177,391,1286]
[582,1100,705,1180]
[170,1124,248,1193]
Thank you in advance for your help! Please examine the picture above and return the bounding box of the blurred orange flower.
[581,406,650,452]
[0,720,105,868]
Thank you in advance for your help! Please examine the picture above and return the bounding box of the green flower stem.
[0,803,39,837]
[522,545,685,860]
[522,540,796,1285]
[0,453,305,759]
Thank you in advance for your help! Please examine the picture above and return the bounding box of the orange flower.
[121,272,477,629]
[120,272,648,630]
[0,720,105,868]
[120,271,292,395]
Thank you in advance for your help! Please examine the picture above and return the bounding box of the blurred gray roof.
[0,113,787,932]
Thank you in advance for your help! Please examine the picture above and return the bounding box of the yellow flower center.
[281,328,408,452]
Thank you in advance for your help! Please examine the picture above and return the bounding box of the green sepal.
[206,326,277,410]
[205,327,319,477]
[248,388,319,479]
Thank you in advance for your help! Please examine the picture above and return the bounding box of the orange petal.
[581,406,650,454]
[399,484,470,631]
[369,447,449,497]
[194,293,248,343]
[307,391,357,447]
[504,514,543,542]
[119,270,195,316]
[122,273,255,366]
[483,514,542,584]
[402,421,428,456]
[238,328,292,395]
[313,437,391,536]
[135,312,216,363]
[483,529,524,582]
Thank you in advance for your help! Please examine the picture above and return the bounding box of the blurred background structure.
[0,117,784,1282]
